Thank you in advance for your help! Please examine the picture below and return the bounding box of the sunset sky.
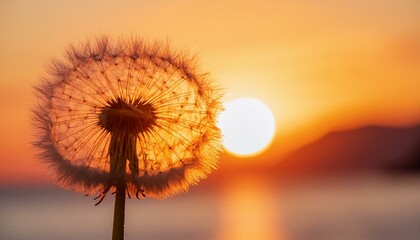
[1,0,420,185]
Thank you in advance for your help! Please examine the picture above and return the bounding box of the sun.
[217,98,276,157]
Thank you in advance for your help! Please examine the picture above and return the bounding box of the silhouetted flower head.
[33,36,223,199]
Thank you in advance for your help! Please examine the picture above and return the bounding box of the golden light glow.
[218,98,276,157]
[1,0,420,182]
[217,176,283,240]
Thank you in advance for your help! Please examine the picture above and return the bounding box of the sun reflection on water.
[216,176,287,240]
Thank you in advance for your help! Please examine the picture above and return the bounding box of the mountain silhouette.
[274,125,420,177]
[205,124,420,187]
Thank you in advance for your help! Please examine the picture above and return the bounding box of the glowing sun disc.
[217,98,276,157]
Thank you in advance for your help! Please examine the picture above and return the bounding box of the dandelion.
[33,36,223,240]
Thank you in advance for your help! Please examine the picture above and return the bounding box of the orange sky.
[1,0,420,185]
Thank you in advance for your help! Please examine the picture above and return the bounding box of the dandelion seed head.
[33,36,223,199]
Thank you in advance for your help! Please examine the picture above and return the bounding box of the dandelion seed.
[33,35,223,240]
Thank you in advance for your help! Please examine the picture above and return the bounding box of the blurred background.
[1,0,420,239]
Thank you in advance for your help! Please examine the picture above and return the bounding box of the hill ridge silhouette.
[273,124,420,177]
[204,124,420,186]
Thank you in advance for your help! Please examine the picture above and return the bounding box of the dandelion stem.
[112,181,126,240]
[110,133,131,240]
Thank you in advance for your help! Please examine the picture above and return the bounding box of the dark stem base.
[112,183,126,240]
